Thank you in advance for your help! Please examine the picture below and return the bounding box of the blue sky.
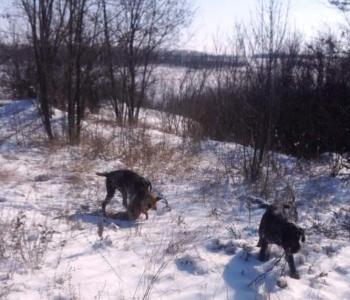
[0,0,346,52]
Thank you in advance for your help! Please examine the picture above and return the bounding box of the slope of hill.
[0,100,349,300]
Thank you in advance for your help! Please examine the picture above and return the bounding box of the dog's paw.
[258,253,270,262]
[290,272,300,279]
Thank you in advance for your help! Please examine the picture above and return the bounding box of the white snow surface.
[0,100,349,300]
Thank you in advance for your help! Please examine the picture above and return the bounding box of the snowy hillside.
[0,100,349,300]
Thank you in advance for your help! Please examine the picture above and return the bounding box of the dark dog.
[257,203,305,279]
[96,169,160,219]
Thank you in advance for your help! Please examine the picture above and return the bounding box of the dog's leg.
[127,207,141,220]
[102,181,116,216]
[258,239,269,261]
[102,194,114,216]
[286,253,299,279]
[126,195,141,220]
[121,189,128,208]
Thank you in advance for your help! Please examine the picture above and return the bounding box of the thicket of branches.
[0,0,190,143]
[165,33,350,158]
[0,0,349,161]
[163,0,350,160]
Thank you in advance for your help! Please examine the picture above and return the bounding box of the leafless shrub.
[14,214,54,270]
[241,146,266,184]
[132,237,178,300]
[137,260,169,300]
[42,268,80,300]
[116,122,197,182]
[80,131,117,162]
[159,112,184,135]
[0,167,16,184]
[256,155,286,198]
[330,207,350,239]
[163,234,189,256]
[0,211,54,272]
[76,115,119,161]
[164,67,208,107]
[330,154,344,177]
[308,206,350,240]
[0,282,14,299]
[120,127,157,171]
[310,221,338,239]
[330,153,350,177]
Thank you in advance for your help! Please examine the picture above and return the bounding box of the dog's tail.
[96,172,109,177]
[257,202,270,209]
[246,195,270,209]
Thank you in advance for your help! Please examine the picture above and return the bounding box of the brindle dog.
[96,169,160,219]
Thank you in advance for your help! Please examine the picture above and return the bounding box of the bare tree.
[101,0,123,120]
[64,0,88,143]
[19,0,104,143]
[109,0,191,124]
[239,0,290,181]
[0,17,36,99]
[61,0,106,143]
[20,0,67,140]
[20,0,53,139]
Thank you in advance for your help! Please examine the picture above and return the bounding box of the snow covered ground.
[0,100,349,300]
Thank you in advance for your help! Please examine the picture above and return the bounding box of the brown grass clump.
[0,167,16,184]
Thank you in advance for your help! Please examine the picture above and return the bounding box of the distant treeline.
[152,50,244,69]
[1,38,350,157]
[163,37,350,158]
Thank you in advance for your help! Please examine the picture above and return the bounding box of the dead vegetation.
[0,211,55,272]
[0,167,16,184]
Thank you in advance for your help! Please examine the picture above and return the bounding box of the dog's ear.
[142,177,152,191]
[146,181,152,192]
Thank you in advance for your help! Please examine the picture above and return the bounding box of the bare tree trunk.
[115,0,191,125]
[21,0,56,140]
[102,0,120,120]
[65,0,87,144]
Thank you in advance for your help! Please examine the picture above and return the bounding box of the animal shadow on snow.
[223,249,272,300]
[72,210,138,229]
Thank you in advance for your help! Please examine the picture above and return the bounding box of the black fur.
[257,203,305,279]
[96,169,152,217]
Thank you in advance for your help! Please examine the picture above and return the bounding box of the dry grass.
[80,132,117,161]
[125,138,198,184]
[0,168,16,184]
[0,211,55,272]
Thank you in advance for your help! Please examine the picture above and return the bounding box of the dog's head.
[282,223,306,254]
[281,202,298,222]
[146,192,163,210]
